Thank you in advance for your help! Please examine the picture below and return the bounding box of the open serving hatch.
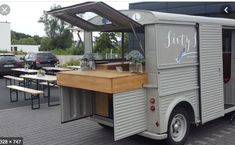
[50,2,147,141]
[47,1,143,32]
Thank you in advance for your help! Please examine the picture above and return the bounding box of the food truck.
[48,1,235,145]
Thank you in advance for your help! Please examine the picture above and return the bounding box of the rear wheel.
[166,107,190,145]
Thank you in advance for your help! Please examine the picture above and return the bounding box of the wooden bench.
[7,85,44,110]
[39,82,58,87]
[4,75,24,86]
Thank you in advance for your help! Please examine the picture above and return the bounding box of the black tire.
[166,107,190,145]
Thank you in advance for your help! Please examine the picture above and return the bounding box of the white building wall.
[11,45,40,53]
[0,22,11,51]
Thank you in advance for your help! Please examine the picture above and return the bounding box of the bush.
[61,59,80,67]
[52,47,84,55]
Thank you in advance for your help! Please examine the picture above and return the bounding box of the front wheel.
[166,107,190,145]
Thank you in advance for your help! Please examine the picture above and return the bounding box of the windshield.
[37,53,57,60]
[0,55,17,61]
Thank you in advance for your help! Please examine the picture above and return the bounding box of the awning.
[47,1,143,32]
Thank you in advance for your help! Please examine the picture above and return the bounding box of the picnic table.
[66,65,81,70]
[21,74,59,107]
[11,68,38,74]
[42,67,72,75]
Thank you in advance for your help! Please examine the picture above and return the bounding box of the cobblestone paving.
[0,104,234,145]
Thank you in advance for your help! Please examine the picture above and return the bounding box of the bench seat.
[4,75,24,82]
[7,85,43,95]
[7,85,43,109]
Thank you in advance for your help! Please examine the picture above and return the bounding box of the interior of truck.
[223,28,235,109]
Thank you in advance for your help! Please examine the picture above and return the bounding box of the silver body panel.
[113,89,147,141]
[199,24,224,123]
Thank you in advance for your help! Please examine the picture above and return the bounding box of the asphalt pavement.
[0,77,59,110]
[0,77,235,145]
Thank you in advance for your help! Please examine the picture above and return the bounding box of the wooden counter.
[57,70,147,93]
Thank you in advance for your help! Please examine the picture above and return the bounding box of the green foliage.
[93,32,118,53]
[93,32,128,56]
[52,46,84,55]
[38,5,66,38]
[0,50,8,53]
[14,51,26,55]
[17,37,37,45]
[38,5,73,51]
[127,50,145,63]
[61,59,80,67]
[39,37,51,51]
[11,31,41,45]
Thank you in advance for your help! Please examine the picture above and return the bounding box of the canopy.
[47,1,143,32]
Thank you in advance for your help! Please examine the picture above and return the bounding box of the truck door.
[60,87,93,123]
[113,89,147,141]
[199,24,224,123]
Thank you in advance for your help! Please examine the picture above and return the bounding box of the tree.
[11,30,42,45]
[93,32,118,53]
[38,5,65,38]
[38,4,73,50]
[17,38,37,45]
[40,37,51,51]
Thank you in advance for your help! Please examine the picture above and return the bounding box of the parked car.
[0,53,23,75]
[23,52,59,69]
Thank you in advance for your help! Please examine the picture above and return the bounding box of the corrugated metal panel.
[113,89,147,141]
[60,87,93,123]
[158,66,199,96]
[199,24,224,124]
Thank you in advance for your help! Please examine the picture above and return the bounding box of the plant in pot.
[24,63,30,69]
[37,69,46,77]
[127,50,145,73]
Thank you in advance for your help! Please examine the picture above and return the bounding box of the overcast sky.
[0,0,231,37]
[0,0,146,36]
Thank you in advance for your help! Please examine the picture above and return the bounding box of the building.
[11,45,40,53]
[129,2,235,17]
[0,22,11,52]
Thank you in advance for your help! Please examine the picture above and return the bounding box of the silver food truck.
[48,2,235,145]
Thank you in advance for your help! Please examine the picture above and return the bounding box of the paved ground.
[1,77,235,145]
[0,104,235,145]
[0,77,59,110]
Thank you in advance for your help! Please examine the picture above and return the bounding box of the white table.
[12,68,38,74]
[66,65,81,70]
[21,74,58,107]
[42,67,72,71]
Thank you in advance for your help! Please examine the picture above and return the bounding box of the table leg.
[47,81,59,107]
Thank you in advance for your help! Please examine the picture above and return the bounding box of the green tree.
[38,5,65,38]
[93,32,118,53]
[17,38,37,45]
[33,35,42,45]
[11,30,42,45]
[38,4,73,50]
[40,37,51,51]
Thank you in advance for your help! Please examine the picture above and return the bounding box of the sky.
[0,0,143,36]
[0,0,232,37]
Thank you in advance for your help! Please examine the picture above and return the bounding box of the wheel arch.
[162,97,196,133]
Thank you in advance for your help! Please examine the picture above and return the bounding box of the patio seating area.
[0,77,59,110]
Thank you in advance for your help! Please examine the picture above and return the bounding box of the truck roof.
[47,1,235,32]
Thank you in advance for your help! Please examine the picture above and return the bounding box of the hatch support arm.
[130,22,144,54]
